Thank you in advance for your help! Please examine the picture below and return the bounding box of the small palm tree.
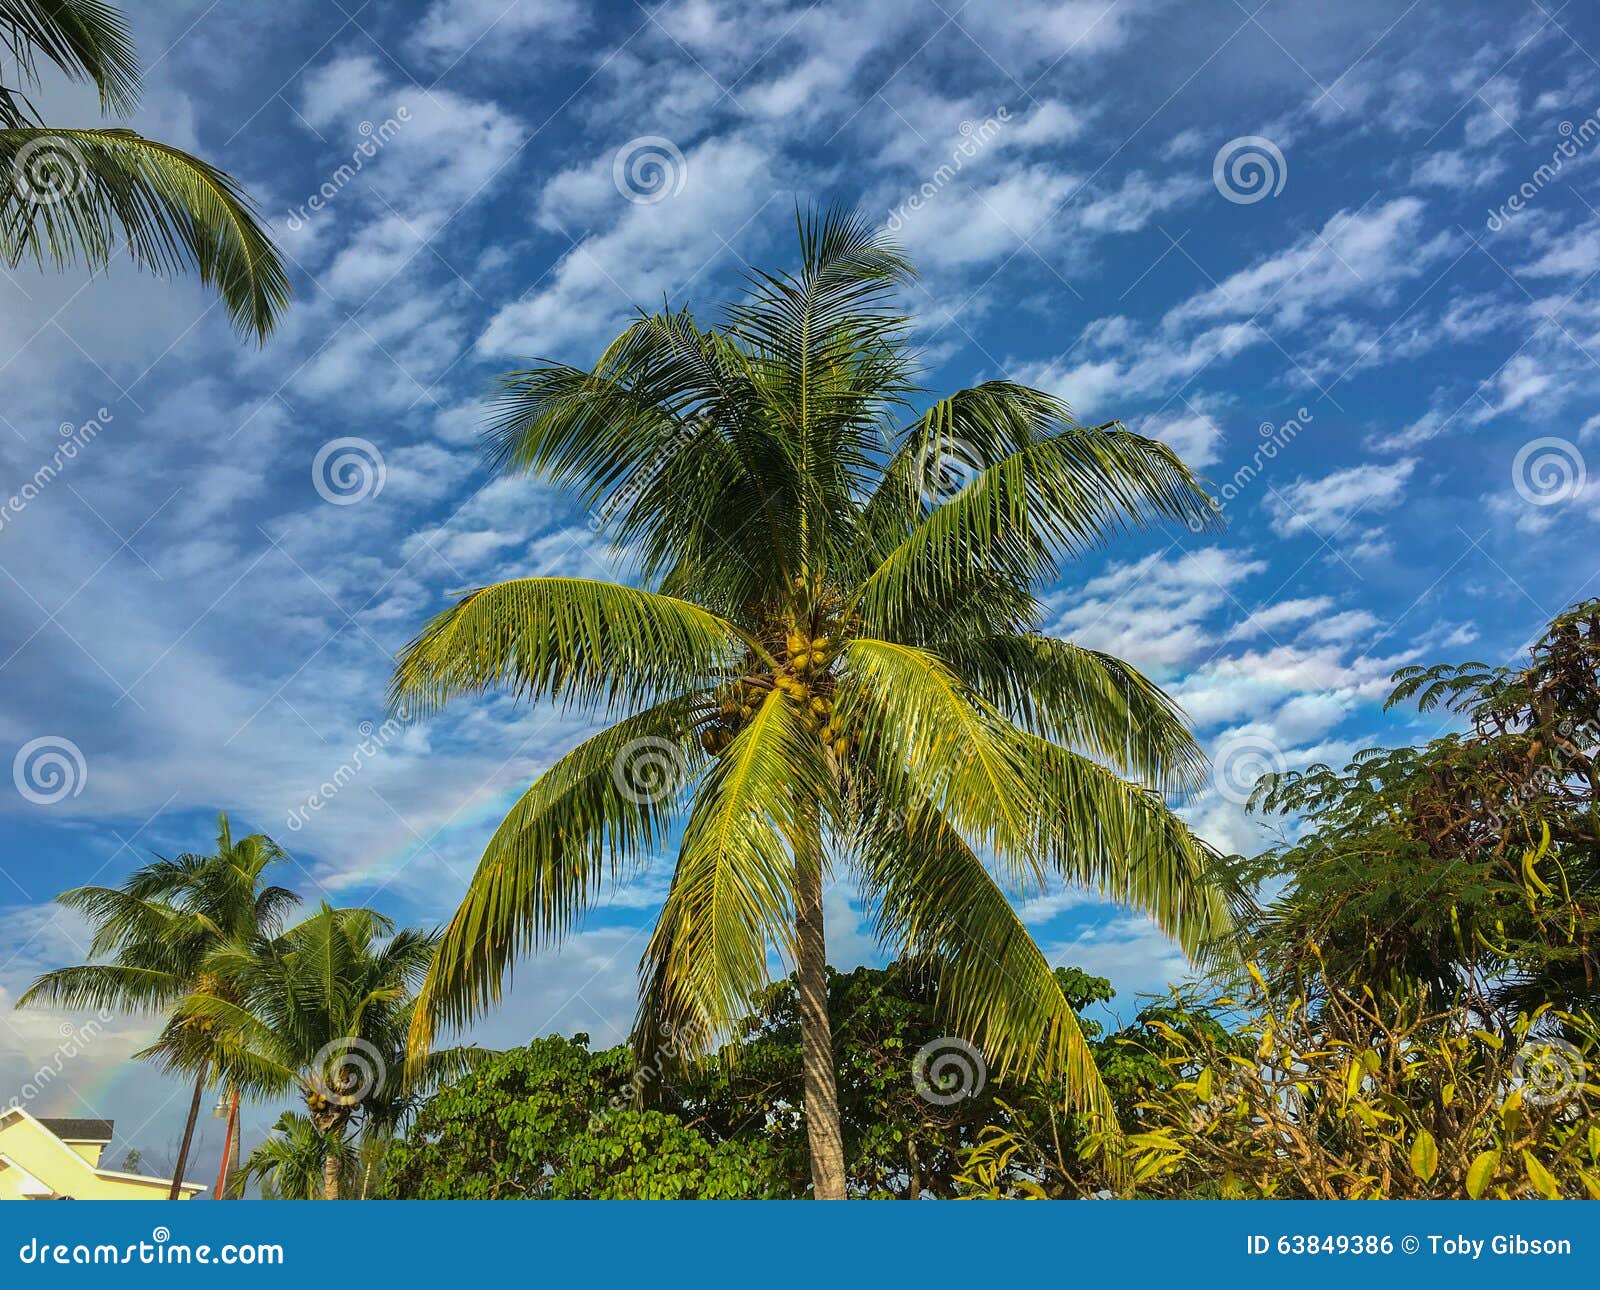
[17,811,296,1197]
[178,905,476,1199]
[392,210,1237,1198]
[235,1111,358,1201]
[0,0,289,340]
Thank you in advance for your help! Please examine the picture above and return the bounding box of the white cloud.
[1265,458,1418,538]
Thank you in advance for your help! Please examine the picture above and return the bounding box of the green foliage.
[0,1,289,339]
[1116,971,1600,1199]
[1241,600,1600,1018]
[382,1036,778,1199]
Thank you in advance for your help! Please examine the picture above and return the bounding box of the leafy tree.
[391,209,1236,1197]
[174,905,479,1198]
[1119,967,1600,1199]
[1241,600,1600,1022]
[0,0,289,339]
[382,1036,779,1199]
[17,811,296,1197]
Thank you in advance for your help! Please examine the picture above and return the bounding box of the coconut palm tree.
[17,811,296,1197]
[0,0,289,340]
[391,209,1237,1198]
[176,904,476,1199]
[235,1111,358,1201]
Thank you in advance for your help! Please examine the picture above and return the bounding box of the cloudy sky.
[1,0,1596,1173]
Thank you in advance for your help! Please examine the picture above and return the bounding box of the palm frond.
[389,577,753,719]
[634,684,830,1052]
[406,697,705,1065]
[0,0,139,124]
[0,127,289,339]
[857,801,1119,1129]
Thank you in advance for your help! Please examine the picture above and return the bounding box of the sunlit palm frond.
[389,576,755,719]
[0,127,288,340]
[857,802,1118,1129]
[0,0,139,125]
[1007,728,1238,964]
[856,421,1219,638]
[634,685,831,1051]
[838,636,1046,889]
[16,962,186,1013]
[946,632,1207,794]
[407,697,705,1065]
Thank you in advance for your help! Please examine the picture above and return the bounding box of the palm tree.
[235,1111,357,1201]
[391,209,1237,1198]
[17,811,296,1197]
[0,0,289,340]
[176,904,475,1199]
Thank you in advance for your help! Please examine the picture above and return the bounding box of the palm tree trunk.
[168,1059,209,1200]
[794,836,846,1199]
[213,1087,238,1199]
[322,1145,341,1200]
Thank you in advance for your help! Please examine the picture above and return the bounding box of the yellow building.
[0,1108,204,1199]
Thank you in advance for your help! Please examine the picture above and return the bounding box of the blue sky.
[1,0,1597,1170]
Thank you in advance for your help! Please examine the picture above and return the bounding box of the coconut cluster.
[697,575,857,761]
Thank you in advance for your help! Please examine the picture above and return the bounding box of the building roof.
[37,1118,114,1143]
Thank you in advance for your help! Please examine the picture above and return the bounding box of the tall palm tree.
[0,0,289,340]
[176,904,474,1199]
[17,811,296,1197]
[391,210,1237,1198]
